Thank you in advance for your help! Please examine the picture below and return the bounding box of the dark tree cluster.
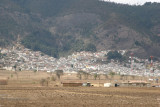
[107,51,123,61]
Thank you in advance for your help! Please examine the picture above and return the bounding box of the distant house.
[104,83,112,87]
[62,82,83,87]
[152,83,160,87]
[120,81,151,87]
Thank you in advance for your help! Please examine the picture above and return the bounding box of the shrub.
[40,79,48,86]
[51,76,56,81]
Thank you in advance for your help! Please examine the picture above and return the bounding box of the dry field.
[0,70,160,107]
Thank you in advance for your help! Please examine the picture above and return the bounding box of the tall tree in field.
[124,75,128,81]
[131,75,135,80]
[13,64,19,80]
[104,74,108,80]
[109,72,115,82]
[55,70,64,80]
[94,73,98,80]
[97,74,101,80]
[77,70,84,80]
[120,75,125,81]
[13,65,17,72]
[83,72,90,80]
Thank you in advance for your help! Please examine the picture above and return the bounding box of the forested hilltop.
[0,0,160,58]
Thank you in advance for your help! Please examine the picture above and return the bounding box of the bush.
[40,79,48,86]
[51,76,56,81]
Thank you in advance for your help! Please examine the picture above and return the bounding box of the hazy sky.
[104,0,160,5]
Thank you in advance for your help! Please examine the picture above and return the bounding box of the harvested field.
[0,87,160,107]
[0,70,160,107]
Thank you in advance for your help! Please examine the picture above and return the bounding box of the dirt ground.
[0,70,160,107]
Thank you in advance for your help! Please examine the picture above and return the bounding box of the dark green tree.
[107,51,123,61]
[94,73,98,80]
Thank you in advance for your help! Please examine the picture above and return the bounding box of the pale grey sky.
[104,0,160,5]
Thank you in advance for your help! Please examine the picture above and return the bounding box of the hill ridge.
[0,0,160,58]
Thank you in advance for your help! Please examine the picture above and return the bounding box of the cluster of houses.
[0,44,160,78]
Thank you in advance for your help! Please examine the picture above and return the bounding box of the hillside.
[0,0,160,58]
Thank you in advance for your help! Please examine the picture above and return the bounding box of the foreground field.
[0,87,160,107]
[0,70,160,107]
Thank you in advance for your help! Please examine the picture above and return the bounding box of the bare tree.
[77,70,83,80]
[97,74,101,80]
[13,65,19,80]
[120,75,125,81]
[104,74,108,80]
[83,72,90,80]
[109,72,115,82]
[131,75,135,80]
[124,75,128,81]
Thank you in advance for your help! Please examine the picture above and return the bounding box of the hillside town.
[0,43,160,78]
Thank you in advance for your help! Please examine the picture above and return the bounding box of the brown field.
[0,70,160,107]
